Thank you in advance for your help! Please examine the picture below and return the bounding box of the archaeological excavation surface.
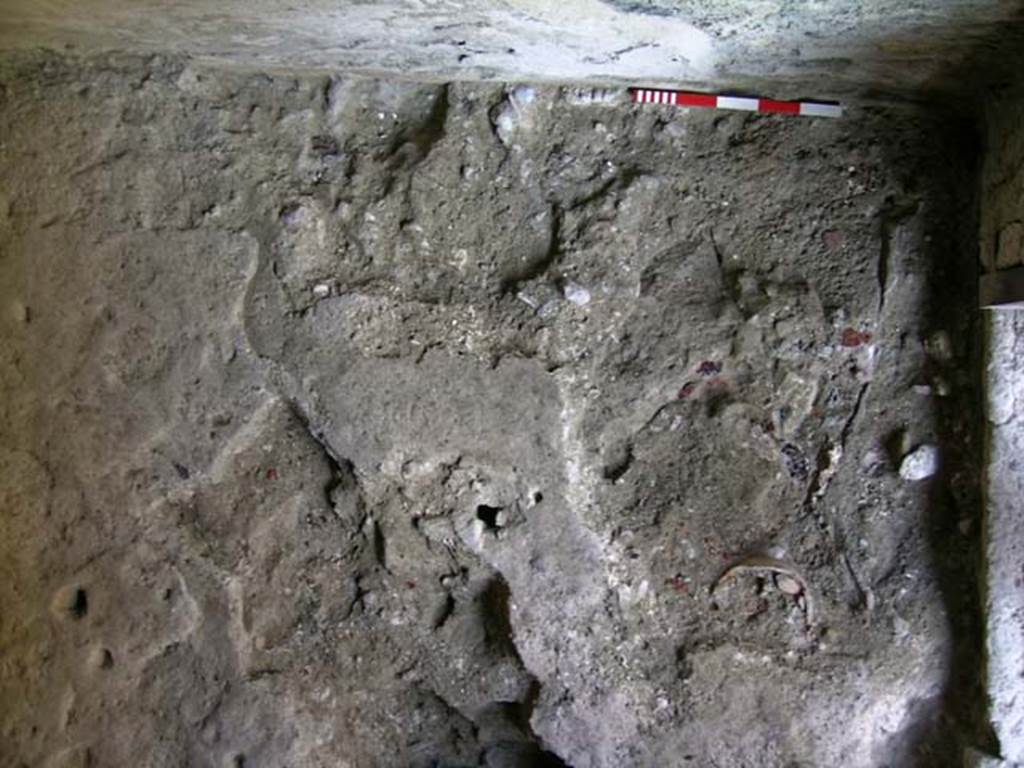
[0,53,984,767]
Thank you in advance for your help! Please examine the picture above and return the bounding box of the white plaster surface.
[0,0,1021,99]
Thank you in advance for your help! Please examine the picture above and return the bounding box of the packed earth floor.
[0,52,986,767]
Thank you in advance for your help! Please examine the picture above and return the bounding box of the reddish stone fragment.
[823,229,845,250]
[666,574,689,593]
[841,328,872,347]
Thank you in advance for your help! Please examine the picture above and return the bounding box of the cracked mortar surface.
[0,52,986,767]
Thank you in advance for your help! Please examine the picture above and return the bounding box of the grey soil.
[0,52,984,767]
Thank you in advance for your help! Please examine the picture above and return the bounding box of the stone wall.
[981,92,1024,273]
[981,85,1024,766]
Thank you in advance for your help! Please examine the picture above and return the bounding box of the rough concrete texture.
[984,312,1024,767]
[0,1,1022,103]
[0,51,989,766]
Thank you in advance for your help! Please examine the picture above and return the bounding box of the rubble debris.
[781,442,810,481]
[711,553,815,627]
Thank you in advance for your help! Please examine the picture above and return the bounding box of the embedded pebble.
[516,291,539,309]
[925,330,954,361]
[88,645,114,670]
[10,300,29,323]
[899,444,940,481]
[775,574,803,595]
[564,282,591,306]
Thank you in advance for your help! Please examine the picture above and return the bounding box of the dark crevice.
[479,575,518,657]
[412,83,450,160]
[565,167,643,211]
[286,398,348,501]
[797,438,833,517]
[370,518,387,569]
[877,107,991,765]
[839,382,870,452]
[602,440,633,481]
[69,588,88,620]
[514,680,571,768]
[499,204,562,295]
[432,592,455,630]
[476,504,503,531]
[470,575,570,767]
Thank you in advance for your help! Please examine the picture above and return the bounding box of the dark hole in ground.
[479,576,517,656]
[476,504,503,530]
[70,588,88,620]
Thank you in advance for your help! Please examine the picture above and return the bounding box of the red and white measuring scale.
[630,88,842,118]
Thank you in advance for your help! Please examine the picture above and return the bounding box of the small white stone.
[493,109,516,143]
[774,574,802,595]
[899,444,940,481]
[516,291,538,309]
[312,282,331,299]
[510,85,536,106]
[564,282,591,306]
[860,448,886,475]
